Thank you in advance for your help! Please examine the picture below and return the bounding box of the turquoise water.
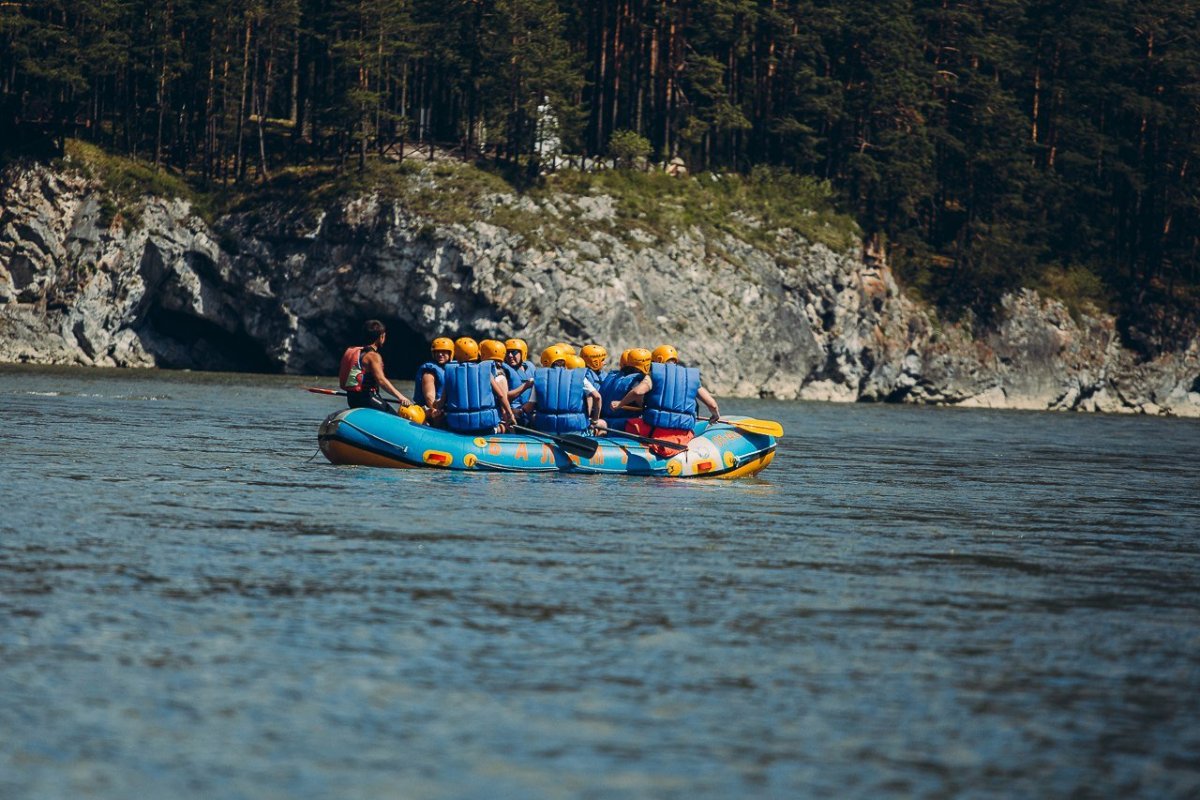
[1,365,1198,798]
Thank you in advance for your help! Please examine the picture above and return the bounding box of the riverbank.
[1,145,1197,416]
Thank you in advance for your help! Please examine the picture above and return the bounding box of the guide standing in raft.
[339,320,415,413]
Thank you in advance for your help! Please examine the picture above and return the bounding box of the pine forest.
[2,0,1198,337]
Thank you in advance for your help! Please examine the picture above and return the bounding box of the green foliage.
[606,130,651,168]
[2,0,1197,332]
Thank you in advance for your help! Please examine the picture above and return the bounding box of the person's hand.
[610,400,620,410]
[709,408,721,423]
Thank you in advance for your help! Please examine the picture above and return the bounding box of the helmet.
[479,339,506,362]
[581,344,608,371]
[399,404,427,425]
[454,337,480,362]
[431,336,454,355]
[553,342,577,356]
[564,354,586,370]
[504,338,529,362]
[651,344,679,364]
[540,344,571,367]
[618,349,632,368]
[626,347,652,375]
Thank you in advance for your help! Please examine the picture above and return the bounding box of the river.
[1,365,1197,799]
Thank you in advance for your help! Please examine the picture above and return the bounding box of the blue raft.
[317,409,776,478]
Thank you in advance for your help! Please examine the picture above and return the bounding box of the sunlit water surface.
[1,365,1198,799]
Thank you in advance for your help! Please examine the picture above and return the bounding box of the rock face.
[2,161,1198,416]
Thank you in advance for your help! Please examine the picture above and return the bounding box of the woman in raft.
[612,344,720,456]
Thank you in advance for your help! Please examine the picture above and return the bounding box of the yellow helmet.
[651,344,679,364]
[431,336,454,355]
[399,404,427,425]
[540,344,571,367]
[618,349,632,368]
[564,354,586,370]
[581,344,608,371]
[627,347,652,375]
[479,339,506,362]
[504,338,529,362]
[454,337,480,362]
[553,342,577,356]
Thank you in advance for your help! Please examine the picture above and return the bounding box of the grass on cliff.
[56,140,859,256]
[61,140,208,226]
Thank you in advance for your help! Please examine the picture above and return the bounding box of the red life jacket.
[339,346,365,392]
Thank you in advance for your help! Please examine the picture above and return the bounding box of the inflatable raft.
[317,409,776,478]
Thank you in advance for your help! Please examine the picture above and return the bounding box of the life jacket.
[532,367,589,434]
[585,368,607,388]
[499,362,532,410]
[643,362,701,431]
[443,362,502,433]
[414,361,445,403]
[339,346,364,391]
[599,370,645,425]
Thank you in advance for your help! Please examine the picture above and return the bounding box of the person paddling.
[501,338,536,423]
[415,336,454,424]
[612,344,719,455]
[581,344,609,387]
[339,320,414,413]
[599,347,651,432]
[521,344,605,434]
[437,340,517,435]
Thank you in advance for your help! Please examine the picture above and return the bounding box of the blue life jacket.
[599,370,646,425]
[532,367,589,434]
[414,361,445,404]
[644,362,701,431]
[499,362,533,410]
[585,368,607,388]
[443,362,502,433]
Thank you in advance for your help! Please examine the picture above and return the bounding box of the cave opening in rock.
[142,307,276,372]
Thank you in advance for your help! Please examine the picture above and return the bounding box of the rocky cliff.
[2,160,1197,416]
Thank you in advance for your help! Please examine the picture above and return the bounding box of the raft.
[317,409,776,478]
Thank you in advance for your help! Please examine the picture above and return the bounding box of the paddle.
[618,403,783,437]
[601,426,689,452]
[305,386,400,406]
[508,424,600,460]
[708,417,784,437]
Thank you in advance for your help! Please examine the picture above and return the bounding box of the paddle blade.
[559,434,600,459]
[726,418,784,437]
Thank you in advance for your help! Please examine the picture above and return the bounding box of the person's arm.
[492,374,517,425]
[697,386,720,423]
[612,375,651,411]
[506,378,534,401]
[586,388,602,422]
[422,371,441,407]
[364,352,412,405]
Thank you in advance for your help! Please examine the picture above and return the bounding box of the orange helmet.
[651,344,679,364]
[479,339,506,362]
[564,354,586,370]
[553,342,577,356]
[431,336,454,355]
[454,337,480,362]
[540,344,571,367]
[581,344,608,371]
[504,338,529,362]
[399,404,427,425]
[626,348,652,375]
[618,349,632,368]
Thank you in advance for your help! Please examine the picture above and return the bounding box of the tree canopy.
[2,0,1198,331]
